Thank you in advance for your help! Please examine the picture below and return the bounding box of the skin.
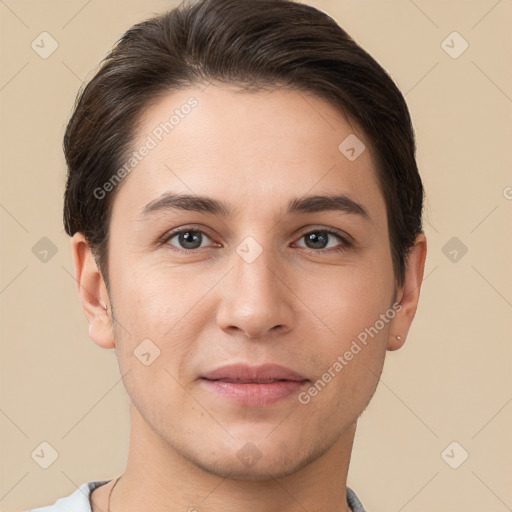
[73,84,427,512]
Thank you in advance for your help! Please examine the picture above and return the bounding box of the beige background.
[1,0,511,510]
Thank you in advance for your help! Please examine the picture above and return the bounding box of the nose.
[216,246,294,339]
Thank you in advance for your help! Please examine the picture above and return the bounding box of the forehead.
[112,84,386,226]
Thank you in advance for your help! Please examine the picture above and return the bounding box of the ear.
[387,233,427,351]
[71,232,115,349]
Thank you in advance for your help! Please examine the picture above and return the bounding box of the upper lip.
[201,363,308,383]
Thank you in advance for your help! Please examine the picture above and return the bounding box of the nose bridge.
[216,233,293,338]
[235,240,279,299]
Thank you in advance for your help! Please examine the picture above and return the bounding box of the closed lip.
[201,363,308,383]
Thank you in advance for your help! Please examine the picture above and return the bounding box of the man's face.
[105,84,397,478]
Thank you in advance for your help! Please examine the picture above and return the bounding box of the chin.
[185,440,320,481]
[200,457,308,481]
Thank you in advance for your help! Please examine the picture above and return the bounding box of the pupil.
[306,232,328,249]
[180,231,201,249]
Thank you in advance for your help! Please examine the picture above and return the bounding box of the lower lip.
[200,378,309,406]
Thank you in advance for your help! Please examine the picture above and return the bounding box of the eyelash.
[159,226,354,254]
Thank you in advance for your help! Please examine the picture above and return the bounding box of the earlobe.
[387,233,427,351]
[71,233,115,349]
[388,333,406,351]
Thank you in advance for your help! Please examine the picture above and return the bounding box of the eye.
[163,228,215,251]
[160,226,353,253]
[295,229,352,252]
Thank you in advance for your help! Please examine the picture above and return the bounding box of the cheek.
[113,312,199,429]
[109,258,203,338]
[302,258,394,339]
[297,261,393,400]
[108,269,180,375]
[301,294,390,418]
[110,262,221,400]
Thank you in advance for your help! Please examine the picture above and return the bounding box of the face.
[89,84,406,479]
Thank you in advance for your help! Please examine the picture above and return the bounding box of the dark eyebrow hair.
[287,194,369,219]
[139,192,370,221]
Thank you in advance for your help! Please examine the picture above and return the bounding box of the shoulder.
[26,481,110,512]
[347,486,366,512]
[27,481,365,512]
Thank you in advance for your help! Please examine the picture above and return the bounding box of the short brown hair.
[63,0,424,293]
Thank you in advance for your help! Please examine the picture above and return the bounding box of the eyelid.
[294,225,355,244]
[158,224,216,249]
[292,226,354,252]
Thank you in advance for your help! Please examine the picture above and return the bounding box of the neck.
[109,404,355,512]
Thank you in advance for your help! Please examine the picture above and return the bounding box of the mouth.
[205,378,300,384]
[199,363,309,406]
[200,378,309,406]
[201,362,308,382]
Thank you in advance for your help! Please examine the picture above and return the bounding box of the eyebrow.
[139,192,370,221]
